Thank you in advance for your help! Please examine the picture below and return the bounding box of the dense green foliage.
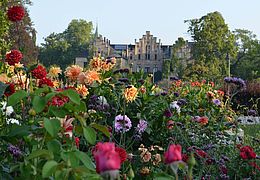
[232,29,260,80]
[39,19,94,69]
[184,11,237,81]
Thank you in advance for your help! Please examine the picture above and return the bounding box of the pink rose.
[164,144,182,164]
[93,142,121,173]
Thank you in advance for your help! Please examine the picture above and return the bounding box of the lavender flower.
[136,119,148,134]
[114,114,132,133]
[224,77,246,89]
[8,144,22,158]
[247,109,257,116]
[212,99,221,106]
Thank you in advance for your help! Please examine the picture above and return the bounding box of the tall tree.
[0,0,37,65]
[39,19,93,69]
[232,29,260,80]
[184,11,237,81]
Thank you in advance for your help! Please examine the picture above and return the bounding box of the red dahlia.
[7,6,25,22]
[239,145,256,160]
[5,50,23,65]
[31,65,47,79]
[4,83,15,97]
[39,77,53,87]
[115,146,128,163]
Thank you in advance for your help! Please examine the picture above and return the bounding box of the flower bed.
[0,56,259,179]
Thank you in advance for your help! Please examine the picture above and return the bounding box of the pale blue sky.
[28,0,260,45]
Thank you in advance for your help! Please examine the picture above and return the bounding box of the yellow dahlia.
[124,85,138,103]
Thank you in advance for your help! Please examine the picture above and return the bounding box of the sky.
[28,0,260,46]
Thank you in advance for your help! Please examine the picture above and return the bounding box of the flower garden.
[1,4,260,180]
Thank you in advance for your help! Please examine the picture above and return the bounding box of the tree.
[0,0,11,58]
[39,19,93,69]
[184,11,237,81]
[232,29,260,80]
[0,0,37,65]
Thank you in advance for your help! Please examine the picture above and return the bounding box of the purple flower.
[8,144,22,158]
[224,77,246,89]
[114,114,132,133]
[118,78,129,83]
[163,109,172,117]
[213,99,221,106]
[136,119,148,134]
[170,76,179,81]
[161,91,168,96]
[247,109,257,116]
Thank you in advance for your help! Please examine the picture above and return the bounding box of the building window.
[137,65,141,72]
[153,66,158,73]
[130,55,132,60]
[155,54,157,60]
[84,62,88,68]
[147,54,150,60]
[144,67,150,73]
[138,54,141,60]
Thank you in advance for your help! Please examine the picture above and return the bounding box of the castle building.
[92,29,192,74]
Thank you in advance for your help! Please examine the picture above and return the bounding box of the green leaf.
[0,82,8,97]
[7,90,27,106]
[8,125,30,137]
[74,151,95,171]
[27,149,53,160]
[42,160,58,178]
[83,126,96,145]
[34,86,50,95]
[44,118,61,137]
[47,139,62,154]
[49,106,67,118]
[32,96,47,113]
[62,89,80,105]
[91,123,110,138]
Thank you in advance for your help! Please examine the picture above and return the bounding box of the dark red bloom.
[220,165,228,174]
[164,109,172,118]
[4,83,15,97]
[195,149,208,158]
[239,146,256,160]
[39,77,53,87]
[49,95,69,107]
[7,6,25,22]
[5,50,23,65]
[115,146,127,163]
[74,137,80,148]
[31,65,47,79]
[248,162,260,171]
[182,153,189,163]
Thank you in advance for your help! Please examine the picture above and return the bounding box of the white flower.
[1,101,14,116]
[6,106,14,116]
[170,101,181,113]
[6,118,20,125]
[97,96,109,106]
[1,101,7,111]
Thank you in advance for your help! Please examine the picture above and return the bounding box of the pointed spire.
[94,22,98,38]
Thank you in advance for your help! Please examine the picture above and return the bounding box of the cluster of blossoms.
[7,144,22,158]
[31,65,54,87]
[89,57,116,71]
[5,50,23,66]
[239,145,257,160]
[114,114,132,133]
[224,77,246,89]
[7,5,25,22]
[138,144,163,166]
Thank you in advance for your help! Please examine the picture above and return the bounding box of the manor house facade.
[93,30,192,73]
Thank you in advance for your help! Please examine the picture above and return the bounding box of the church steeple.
[94,23,98,39]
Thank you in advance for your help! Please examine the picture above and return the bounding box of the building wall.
[92,31,192,73]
